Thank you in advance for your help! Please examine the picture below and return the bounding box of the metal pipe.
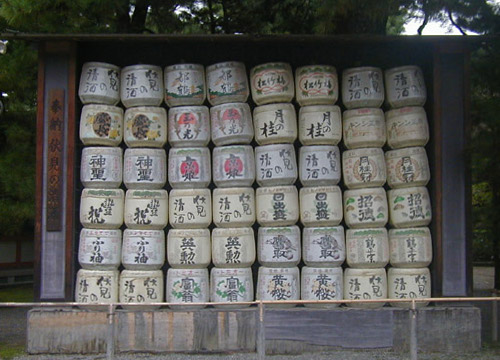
[410,300,418,360]
[106,304,115,360]
[493,290,498,343]
[257,301,265,360]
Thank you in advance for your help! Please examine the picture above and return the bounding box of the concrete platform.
[26,306,481,354]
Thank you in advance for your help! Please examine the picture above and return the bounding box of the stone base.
[27,306,481,354]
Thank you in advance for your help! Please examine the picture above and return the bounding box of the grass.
[0,343,25,360]
[0,285,33,303]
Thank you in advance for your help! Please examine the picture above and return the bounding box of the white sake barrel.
[120,64,163,108]
[212,187,255,227]
[253,103,297,145]
[299,145,341,186]
[256,266,300,308]
[343,187,388,229]
[213,145,255,188]
[79,62,120,105]
[210,267,254,308]
[342,147,386,189]
[124,106,167,148]
[388,186,432,228]
[75,269,119,310]
[80,188,124,229]
[344,268,387,308]
[301,266,343,308]
[166,268,209,310]
[119,270,164,310]
[206,61,249,106]
[164,63,206,107]
[121,229,165,270]
[169,188,212,229]
[255,144,297,186]
[389,227,432,268]
[342,67,384,109]
[79,104,123,146]
[168,147,211,189]
[386,107,429,149]
[302,226,345,267]
[295,65,338,106]
[124,189,168,230]
[385,65,426,108]
[299,186,343,227]
[385,147,430,189]
[256,185,299,227]
[346,228,389,268]
[210,102,254,146]
[388,267,430,308]
[80,147,122,188]
[123,148,166,189]
[212,227,256,268]
[343,108,386,149]
[167,105,210,147]
[250,62,294,105]
[258,226,301,267]
[78,229,122,270]
[167,228,211,268]
[298,105,342,146]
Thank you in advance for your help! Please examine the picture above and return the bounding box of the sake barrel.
[75,269,119,310]
[212,227,256,268]
[389,227,432,268]
[212,187,255,228]
[258,226,301,267]
[210,102,254,146]
[119,270,164,310]
[78,229,122,270]
[167,105,210,147]
[212,145,255,188]
[342,147,386,189]
[121,229,165,270]
[124,189,168,230]
[167,228,211,268]
[256,266,300,308]
[253,103,297,145]
[343,108,386,149]
[388,186,432,228]
[79,104,123,146]
[256,185,299,227]
[345,228,389,268]
[123,148,166,189]
[250,62,294,105]
[298,105,342,146]
[124,106,167,148]
[206,61,249,106]
[385,65,426,108]
[164,63,206,107]
[299,145,341,186]
[166,268,209,310]
[301,266,343,308]
[168,147,211,189]
[344,267,387,308]
[302,226,345,267]
[169,188,212,229]
[342,67,384,109]
[386,106,429,149]
[295,65,338,106]
[80,147,122,188]
[254,144,297,186]
[78,62,120,105]
[385,147,430,189]
[343,187,388,229]
[80,188,124,229]
[210,267,254,308]
[388,267,430,308]
[120,64,163,108]
[299,186,343,227]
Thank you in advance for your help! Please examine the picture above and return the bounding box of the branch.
[417,13,429,35]
[447,9,467,35]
